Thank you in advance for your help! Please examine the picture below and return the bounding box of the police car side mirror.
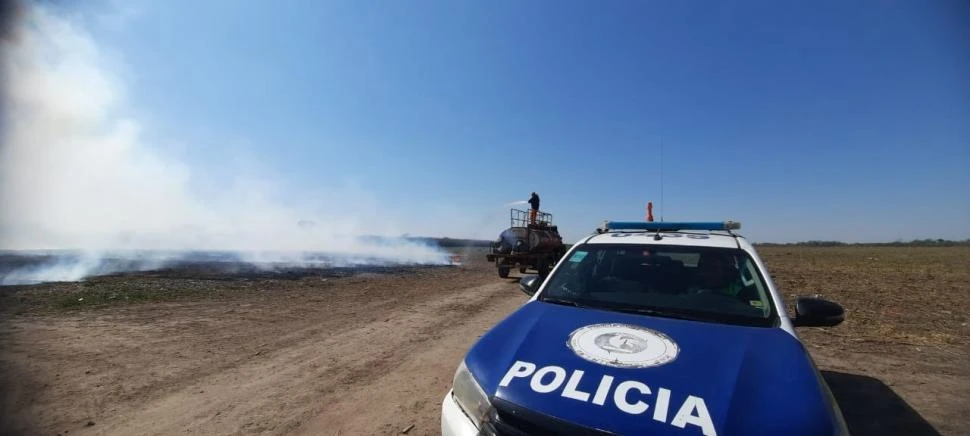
[792,296,845,327]
[519,275,540,296]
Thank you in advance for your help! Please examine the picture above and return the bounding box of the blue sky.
[31,0,970,244]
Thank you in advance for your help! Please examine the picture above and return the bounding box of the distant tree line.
[755,239,970,247]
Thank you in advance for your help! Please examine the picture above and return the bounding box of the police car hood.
[464,300,841,436]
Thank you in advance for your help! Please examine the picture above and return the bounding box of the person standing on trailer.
[528,192,540,225]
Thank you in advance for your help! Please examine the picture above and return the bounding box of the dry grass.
[756,245,970,435]
[758,245,970,348]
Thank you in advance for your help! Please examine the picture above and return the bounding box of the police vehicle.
[441,220,849,436]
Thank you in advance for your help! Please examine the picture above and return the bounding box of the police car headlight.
[451,361,491,429]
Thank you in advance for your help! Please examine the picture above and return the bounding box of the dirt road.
[0,264,528,436]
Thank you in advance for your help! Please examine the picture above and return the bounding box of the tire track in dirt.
[75,281,523,436]
[292,286,528,436]
[1,267,499,435]
[1,296,421,434]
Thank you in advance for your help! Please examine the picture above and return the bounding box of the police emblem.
[567,323,679,369]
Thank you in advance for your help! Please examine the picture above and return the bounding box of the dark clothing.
[528,194,540,211]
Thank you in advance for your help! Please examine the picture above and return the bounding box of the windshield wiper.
[540,297,771,326]
[540,297,586,308]
[541,297,703,321]
[594,304,709,322]
[615,305,776,326]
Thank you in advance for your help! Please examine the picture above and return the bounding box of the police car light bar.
[598,220,741,232]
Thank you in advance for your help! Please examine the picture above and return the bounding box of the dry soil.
[0,245,967,436]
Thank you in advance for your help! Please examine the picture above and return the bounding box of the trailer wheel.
[498,265,510,278]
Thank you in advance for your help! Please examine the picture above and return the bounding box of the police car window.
[542,244,776,326]
[665,252,699,266]
[739,257,771,310]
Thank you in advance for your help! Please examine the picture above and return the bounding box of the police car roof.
[579,220,746,249]
[581,231,742,249]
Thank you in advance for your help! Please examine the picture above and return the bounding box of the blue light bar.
[599,220,741,232]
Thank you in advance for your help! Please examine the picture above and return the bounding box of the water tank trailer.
[486,208,566,278]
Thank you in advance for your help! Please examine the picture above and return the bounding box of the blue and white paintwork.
[442,222,848,436]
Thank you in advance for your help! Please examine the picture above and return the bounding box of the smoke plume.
[0,2,450,284]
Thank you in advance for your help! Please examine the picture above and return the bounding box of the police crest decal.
[567,323,679,369]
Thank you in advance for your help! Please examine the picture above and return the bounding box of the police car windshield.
[539,243,778,327]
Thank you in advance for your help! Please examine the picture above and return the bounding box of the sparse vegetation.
[1,244,968,435]
[756,238,970,247]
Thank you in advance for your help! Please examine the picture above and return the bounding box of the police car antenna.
[659,135,664,223]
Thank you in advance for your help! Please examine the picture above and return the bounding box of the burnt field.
[0,257,460,312]
[0,245,968,435]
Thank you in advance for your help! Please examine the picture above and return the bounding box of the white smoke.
[0,2,450,284]
[0,250,182,286]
